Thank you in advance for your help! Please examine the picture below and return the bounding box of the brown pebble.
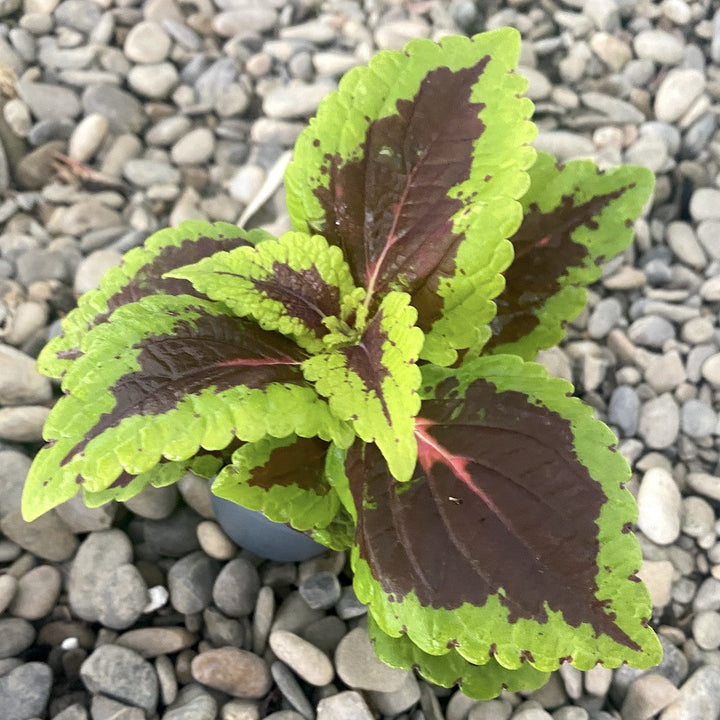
[191,646,272,699]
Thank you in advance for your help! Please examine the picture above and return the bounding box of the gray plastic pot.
[210,493,327,562]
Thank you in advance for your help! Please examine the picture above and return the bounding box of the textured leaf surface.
[22,294,351,521]
[168,232,357,353]
[485,152,654,359]
[368,614,549,699]
[39,221,269,379]
[302,292,423,483]
[82,453,223,507]
[286,29,536,366]
[211,434,342,533]
[348,356,660,671]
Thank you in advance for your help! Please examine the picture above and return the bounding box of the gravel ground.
[0,0,720,718]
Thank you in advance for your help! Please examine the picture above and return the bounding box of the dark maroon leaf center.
[312,58,490,327]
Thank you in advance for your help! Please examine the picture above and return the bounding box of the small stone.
[654,69,705,123]
[197,520,236,560]
[263,80,334,119]
[687,473,720,502]
[0,662,52,720]
[69,529,133,622]
[698,221,720,258]
[585,664,613,696]
[271,662,315,718]
[0,575,17,614]
[0,510,78,562]
[123,157,180,187]
[374,18,431,49]
[73,248,123,295]
[628,315,675,349]
[171,127,215,165]
[272,590,324,634]
[144,505,202,556]
[68,113,108,162]
[700,276,720,301]
[317,690,374,720]
[80,644,159,713]
[116,627,196,658]
[156,654,177,706]
[637,559,674,608]
[621,673,679,720]
[93,563,149,630]
[47,200,122,237]
[533,130,595,161]
[666,221,706,269]
[168,551,219,614]
[82,84,146,134]
[467,699,513,719]
[335,627,410,691]
[682,496,715,538]
[212,8,277,36]
[366,672,421,716]
[694,577,720,612]
[55,493,116,533]
[608,386,640,437]
[692,611,720,650]
[146,115,192,146]
[17,80,80,121]
[588,297,623,339]
[681,317,714,345]
[692,190,720,223]
[127,62,179,99]
[0,618,35,658]
[637,466,682,545]
[269,630,334,686]
[0,345,53,405]
[191,647,272,699]
[163,683,217,720]
[124,483,177,520]
[124,21,172,64]
[590,31,632,71]
[299,570,341,610]
[633,30,685,64]
[8,564,61,620]
[638,393,680,450]
[212,557,260,617]
[701,353,720,387]
[643,351,686,393]
[0,406,50,442]
[661,666,720,720]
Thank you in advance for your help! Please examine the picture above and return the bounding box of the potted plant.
[22,28,661,697]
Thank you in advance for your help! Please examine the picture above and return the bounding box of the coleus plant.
[22,28,662,697]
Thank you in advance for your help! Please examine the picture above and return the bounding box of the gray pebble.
[666,221,706,269]
[681,399,717,438]
[127,62,179,99]
[694,577,720,612]
[155,654,177,706]
[366,672,421,716]
[335,627,409,692]
[211,8,277,36]
[633,29,685,64]
[93,563,149,630]
[69,529,133,622]
[637,466,681,545]
[123,157,181,187]
[251,585,274,654]
[681,317,714,345]
[638,393,680,449]
[55,493,116,533]
[628,315,675,349]
[0,574,17,614]
[144,506,201,556]
[0,662,52,720]
[124,483,177,520]
[272,590,324,634]
[0,451,30,518]
[690,188,720,223]
[621,673,679,720]
[17,80,80,122]
[82,84,146,134]
[687,473,720,502]
[697,221,720,259]
[660,666,720,720]
[269,630,334,686]
[171,127,215,165]
[654,69,705,124]
[203,606,244,647]
[701,353,720,387]
[0,344,52,405]
[80,644,159,713]
[692,611,720,650]
[213,557,260,617]
[146,115,192,147]
[0,510,78,562]
[588,297,623,339]
[116,627,196,659]
[335,584,367,620]
[168,551,219,614]
[123,20,172,64]
[163,683,217,720]
[299,570,341,610]
[681,496,715,538]
[271,661,315,718]
[0,618,35,658]
[317,690,374,720]
[263,80,334,119]
[8,564,61,620]
[301,615,347,657]
[0,405,48,442]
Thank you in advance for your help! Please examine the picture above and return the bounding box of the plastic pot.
[210,493,327,562]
